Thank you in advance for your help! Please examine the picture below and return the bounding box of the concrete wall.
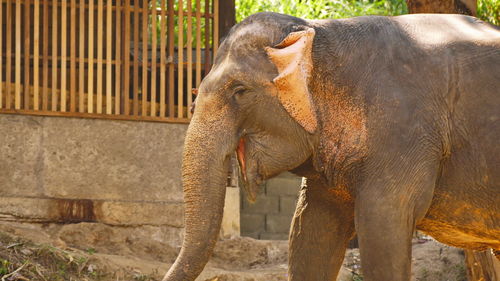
[240,172,302,240]
[0,114,193,260]
[0,114,187,224]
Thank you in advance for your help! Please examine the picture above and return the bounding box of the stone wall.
[240,172,302,240]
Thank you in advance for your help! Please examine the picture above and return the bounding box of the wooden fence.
[0,0,222,123]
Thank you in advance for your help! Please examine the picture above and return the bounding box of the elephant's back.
[392,14,500,47]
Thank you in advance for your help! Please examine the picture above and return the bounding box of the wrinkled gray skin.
[163,12,500,281]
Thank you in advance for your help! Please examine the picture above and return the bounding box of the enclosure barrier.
[0,0,219,123]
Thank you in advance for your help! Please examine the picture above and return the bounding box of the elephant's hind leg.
[288,179,355,281]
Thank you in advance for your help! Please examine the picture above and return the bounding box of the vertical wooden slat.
[0,0,3,109]
[33,0,40,110]
[78,0,85,112]
[159,0,166,117]
[88,0,94,113]
[204,0,210,74]
[187,0,193,118]
[51,0,58,111]
[141,0,148,116]
[132,1,139,115]
[114,0,121,115]
[177,0,184,118]
[167,0,174,117]
[123,0,130,115]
[150,0,157,116]
[213,0,218,55]
[195,0,201,88]
[5,0,12,109]
[42,0,48,110]
[69,0,77,112]
[14,0,21,110]
[96,0,103,113]
[60,0,67,112]
[106,0,112,114]
[24,0,31,110]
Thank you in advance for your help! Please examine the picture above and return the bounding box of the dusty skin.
[164,12,500,281]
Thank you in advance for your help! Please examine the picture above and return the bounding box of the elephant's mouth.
[236,138,247,182]
[236,137,261,202]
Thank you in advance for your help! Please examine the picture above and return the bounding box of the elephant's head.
[163,12,324,281]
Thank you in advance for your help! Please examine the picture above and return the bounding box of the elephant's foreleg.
[355,195,415,281]
[355,154,439,281]
[288,179,355,281]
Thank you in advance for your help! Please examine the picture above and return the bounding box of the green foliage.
[150,0,212,48]
[86,247,96,255]
[236,0,499,25]
[478,0,499,25]
[235,0,408,21]
[0,259,10,275]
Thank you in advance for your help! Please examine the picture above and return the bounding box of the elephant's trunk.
[162,112,234,281]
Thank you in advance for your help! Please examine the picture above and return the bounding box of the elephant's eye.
[234,86,247,96]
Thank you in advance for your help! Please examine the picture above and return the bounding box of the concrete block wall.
[240,172,302,240]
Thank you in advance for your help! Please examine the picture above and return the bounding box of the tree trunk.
[406,0,477,16]
[465,250,500,281]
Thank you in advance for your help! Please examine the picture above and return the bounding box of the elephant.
[163,12,500,281]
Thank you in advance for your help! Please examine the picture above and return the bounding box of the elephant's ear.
[265,28,317,133]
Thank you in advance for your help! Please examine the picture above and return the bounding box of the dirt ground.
[0,222,466,281]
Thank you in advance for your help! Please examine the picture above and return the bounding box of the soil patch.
[0,223,466,281]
